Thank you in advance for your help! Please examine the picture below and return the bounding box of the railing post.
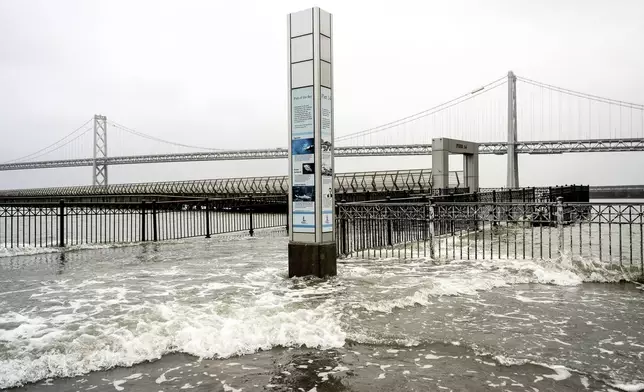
[386,196,392,246]
[339,199,347,255]
[422,196,429,242]
[492,190,498,227]
[152,200,158,242]
[58,199,65,248]
[428,200,435,259]
[248,196,254,237]
[141,201,147,242]
[556,196,564,257]
[205,198,211,238]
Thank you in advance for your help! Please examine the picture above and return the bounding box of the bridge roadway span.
[1,138,643,171]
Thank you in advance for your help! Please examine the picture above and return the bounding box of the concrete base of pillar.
[288,241,337,278]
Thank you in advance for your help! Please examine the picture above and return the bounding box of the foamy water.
[1,233,643,391]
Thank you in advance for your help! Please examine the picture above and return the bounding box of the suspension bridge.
[1,72,643,190]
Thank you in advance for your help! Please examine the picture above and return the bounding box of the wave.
[351,256,640,314]
[0,301,345,389]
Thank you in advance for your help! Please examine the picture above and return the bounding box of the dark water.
[1,230,643,391]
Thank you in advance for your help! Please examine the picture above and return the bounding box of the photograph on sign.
[302,163,315,174]
[321,164,332,176]
[292,138,315,155]
[292,87,314,140]
[293,185,315,202]
[321,140,332,152]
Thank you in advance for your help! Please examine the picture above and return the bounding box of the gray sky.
[0,0,643,189]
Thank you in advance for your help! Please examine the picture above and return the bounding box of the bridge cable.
[517,76,644,109]
[109,121,226,152]
[3,118,93,163]
[336,76,508,142]
[7,127,93,163]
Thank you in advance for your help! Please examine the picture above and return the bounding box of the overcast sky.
[0,0,643,190]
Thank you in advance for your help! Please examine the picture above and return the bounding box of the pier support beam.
[287,7,336,278]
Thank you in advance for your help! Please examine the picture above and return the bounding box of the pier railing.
[0,197,287,248]
[335,199,643,271]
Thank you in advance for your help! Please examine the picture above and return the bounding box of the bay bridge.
[1,72,643,194]
[0,70,643,273]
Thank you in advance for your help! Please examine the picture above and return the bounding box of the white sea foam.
[611,383,644,392]
[352,258,593,314]
[0,271,345,390]
[541,365,572,381]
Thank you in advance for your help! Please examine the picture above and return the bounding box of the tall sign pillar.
[287,7,336,278]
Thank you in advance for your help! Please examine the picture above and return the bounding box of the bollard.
[58,200,65,248]
[556,196,564,256]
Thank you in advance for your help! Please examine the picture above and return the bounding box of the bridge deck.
[0,138,642,172]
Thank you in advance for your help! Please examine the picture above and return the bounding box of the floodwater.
[0,230,643,391]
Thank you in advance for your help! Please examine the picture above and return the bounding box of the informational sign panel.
[291,86,315,233]
[320,87,333,232]
[288,7,333,241]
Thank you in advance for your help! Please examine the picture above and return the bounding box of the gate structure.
[432,138,479,192]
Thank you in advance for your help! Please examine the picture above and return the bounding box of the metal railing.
[0,198,286,248]
[0,169,464,198]
[335,199,644,271]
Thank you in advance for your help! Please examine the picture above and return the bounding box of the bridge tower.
[507,71,519,188]
[93,114,108,186]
